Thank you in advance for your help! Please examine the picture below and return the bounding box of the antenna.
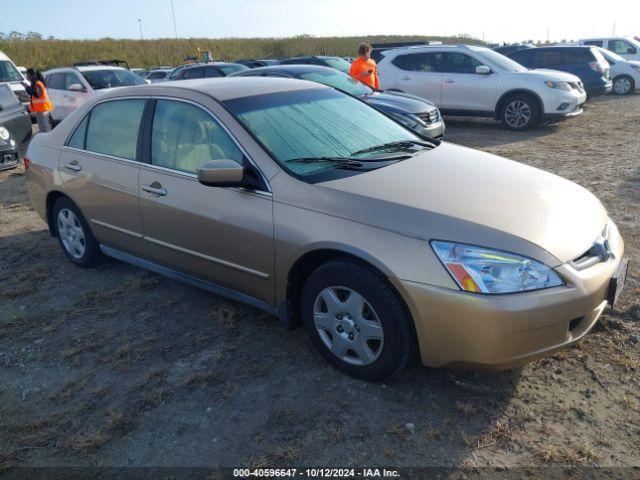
[138,18,143,41]
[170,0,178,38]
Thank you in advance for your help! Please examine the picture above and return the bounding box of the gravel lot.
[1,94,639,473]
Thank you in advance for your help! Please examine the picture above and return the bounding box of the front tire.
[500,94,540,131]
[612,75,634,95]
[301,260,415,381]
[53,196,102,268]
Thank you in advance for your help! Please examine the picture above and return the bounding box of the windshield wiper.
[351,140,435,156]
[286,156,363,166]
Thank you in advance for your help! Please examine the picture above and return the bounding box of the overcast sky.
[2,0,639,43]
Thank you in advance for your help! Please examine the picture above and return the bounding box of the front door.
[138,98,274,304]
[60,98,147,255]
[440,52,498,112]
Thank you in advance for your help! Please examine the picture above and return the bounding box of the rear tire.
[301,260,415,381]
[500,93,540,131]
[53,196,102,268]
[612,75,634,95]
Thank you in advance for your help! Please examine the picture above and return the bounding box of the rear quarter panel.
[25,138,63,223]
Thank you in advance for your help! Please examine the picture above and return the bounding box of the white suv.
[43,66,147,123]
[0,50,30,112]
[576,37,640,62]
[378,45,587,131]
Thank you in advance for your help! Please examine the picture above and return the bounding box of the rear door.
[61,72,90,117]
[137,98,274,303]
[0,84,31,144]
[440,52,498,112]
[389,52,443,105]
[60,97,147,255]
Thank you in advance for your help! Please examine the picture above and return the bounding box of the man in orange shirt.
[349,43,380,90]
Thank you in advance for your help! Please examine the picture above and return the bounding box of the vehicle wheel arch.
[45,190,68,236]
[494,89,544,119]
[283,247,413,334]
[612,74,635,95]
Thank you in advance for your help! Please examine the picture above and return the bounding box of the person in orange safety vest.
[349,43,380,90]
[24,68,53,133]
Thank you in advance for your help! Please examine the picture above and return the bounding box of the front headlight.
[0,127,10,142]
[389,112,425,129]
[545,80,571,91]
[431,241,565,294]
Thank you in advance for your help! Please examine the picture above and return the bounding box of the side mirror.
[68,83,86,92]
[476,65,492,74]
[197,159,246,187]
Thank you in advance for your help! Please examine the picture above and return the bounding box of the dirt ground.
[1,94,639,474]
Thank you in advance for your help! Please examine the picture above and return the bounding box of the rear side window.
[584,40,604,47]
[147,71,166,80]
[85,99,146,160]
[67,114,89,149]
[184,68,205,79]
[563,49,593,63]
[150,99,243,174]
[0,84,17,109]
[204,67,223,78]
[531,50,563,67]
[392,53,443,72]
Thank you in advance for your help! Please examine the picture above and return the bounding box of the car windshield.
[322,57,352,73]
[597,48,624,62]
[81,69,146,90]
[224,88,426,177]
[0,60,23,82]
[475,49,528,72]
[298,70,373,96]
[219,64,249,75]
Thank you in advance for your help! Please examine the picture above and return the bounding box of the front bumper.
[394,222,625,369]
[542,88,587,120]
[0,144,19,171]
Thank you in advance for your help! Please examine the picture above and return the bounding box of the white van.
[0,51,30,111]
[576,37,640,62]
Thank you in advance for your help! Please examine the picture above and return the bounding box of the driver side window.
[151,100,244,174]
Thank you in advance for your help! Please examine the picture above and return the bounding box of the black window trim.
[141,95,271,194]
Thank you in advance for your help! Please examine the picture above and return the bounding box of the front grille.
[571,224,612,270]
[1,153,16,164]
[417,109,441,125]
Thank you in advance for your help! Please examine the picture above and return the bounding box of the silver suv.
[378,45,587,130]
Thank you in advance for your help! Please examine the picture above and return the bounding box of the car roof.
[96,77,328,101]
[45,66,129,73]
[235,64,337,76]
[183,62,242,69]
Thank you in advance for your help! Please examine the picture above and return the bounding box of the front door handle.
[444,79,455,84]
[63,160,81,171]
[141,182,167,196]
[401,76,411,81]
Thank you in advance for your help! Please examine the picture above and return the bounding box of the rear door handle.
[444,79,455,84]
[141,182,167,196]
[401,76,411,81]
[63,160,81,171]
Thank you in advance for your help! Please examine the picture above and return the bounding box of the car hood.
[316,142,606,264]
[363,91,437,114]
[520,68,583,83]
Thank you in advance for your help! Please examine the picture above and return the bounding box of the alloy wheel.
[613,77,631,95]
[313,286,384,366]
[504,100,532,128]
[57,208,86,259]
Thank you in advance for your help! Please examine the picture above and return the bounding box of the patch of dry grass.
[455,400,477,417]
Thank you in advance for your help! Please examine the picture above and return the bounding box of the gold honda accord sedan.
[25,78,628,380]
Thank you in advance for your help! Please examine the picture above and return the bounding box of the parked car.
[131,68,149,78]
[230,64,445,138]
[169,62,249,79]
[507,46,612,97]
[492,44,535,56]
[43,65,147,123]
[145,68,173,83]
[234,59,280,69]
[25,78,627,380]
[0,123,19,171]
[278,56,352,74]
[594,47,640,95]
[576,37,640,62]
[0,50,30,112]
[0,83,32,147]
[378,44,586,131]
